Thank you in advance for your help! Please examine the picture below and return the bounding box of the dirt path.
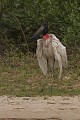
[0,96,80,120]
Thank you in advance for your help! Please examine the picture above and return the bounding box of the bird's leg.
[40,75,47,92]
[48,58,55,93]
[51,68,54,79]
[51,69,54,92]
[50,65,55,92]
[53,48,62,79]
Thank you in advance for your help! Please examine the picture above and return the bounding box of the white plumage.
[36,34,68,79]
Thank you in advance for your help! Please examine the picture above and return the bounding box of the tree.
[0,0,80,54]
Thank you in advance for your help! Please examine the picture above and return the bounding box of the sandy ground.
[0,96,80,120]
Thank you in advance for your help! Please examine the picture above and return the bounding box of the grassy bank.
[0,46,80,97]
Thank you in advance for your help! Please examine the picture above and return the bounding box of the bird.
[31,22,68,79]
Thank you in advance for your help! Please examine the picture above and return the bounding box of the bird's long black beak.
[31,25,44,40]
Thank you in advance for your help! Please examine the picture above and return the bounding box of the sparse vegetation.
[0,46,80,97]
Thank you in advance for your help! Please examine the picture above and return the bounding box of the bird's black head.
[42,22,48,36]
[31,22,48,40]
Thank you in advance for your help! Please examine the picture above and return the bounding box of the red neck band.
[43,34,49,40]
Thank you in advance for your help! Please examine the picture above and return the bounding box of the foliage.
[0,0,80,53]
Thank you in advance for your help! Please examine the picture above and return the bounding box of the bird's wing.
[52,39,68,68]
[36,39,47,75]
[57,44,68,67]
[52,41,62,79]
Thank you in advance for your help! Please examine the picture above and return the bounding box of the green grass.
[0,47,80,97]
